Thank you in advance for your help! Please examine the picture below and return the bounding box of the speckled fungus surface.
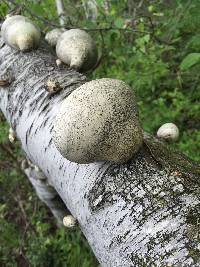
[53,78,143,164]
[56,29,98,72]
[1,15,41,51]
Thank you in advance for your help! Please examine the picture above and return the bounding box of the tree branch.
[0,40,200,266]
[55,0,66,28]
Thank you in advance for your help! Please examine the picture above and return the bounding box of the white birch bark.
[82,0,98,21]
[0,40,200,267]
[55,0,66,27]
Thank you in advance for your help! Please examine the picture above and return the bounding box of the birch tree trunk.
[55,0,66,27]
[0,40,200,267]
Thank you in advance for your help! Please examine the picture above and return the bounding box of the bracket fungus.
[45,28,65,47]
[1,15,41,52]
[53,78,143,164]
[157,123,179,141]
[56,29,98,72]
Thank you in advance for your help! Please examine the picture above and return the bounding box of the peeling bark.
[0,40,200,267]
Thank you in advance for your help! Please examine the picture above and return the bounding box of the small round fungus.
[45,28,65,47]
[63,215,77,228]
[157,123,179,141]
[8,127,16,143]
[1,15,41,51]
[56,29,98,72]
[53,78,143,164]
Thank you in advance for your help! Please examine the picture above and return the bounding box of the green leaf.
[95,0,104,5]
[180,53,200,70]
[114,18,124,28]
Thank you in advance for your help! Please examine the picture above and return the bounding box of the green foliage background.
[0,0,200,266]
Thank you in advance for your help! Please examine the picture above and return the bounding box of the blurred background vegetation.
[0,0,200,266]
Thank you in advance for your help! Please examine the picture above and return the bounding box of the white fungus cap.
[63,215,76,228]
[56,29,98,72]
[1,15,41,51]
[53,78,143,164]
[157,123,179,141]
[8,127,16,143]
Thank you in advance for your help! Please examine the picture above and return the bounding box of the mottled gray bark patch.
[87,144,200,266]
[88,144,199,212]
[144,133,200,181]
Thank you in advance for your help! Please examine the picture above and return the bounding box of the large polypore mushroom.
[53,78,143,164]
